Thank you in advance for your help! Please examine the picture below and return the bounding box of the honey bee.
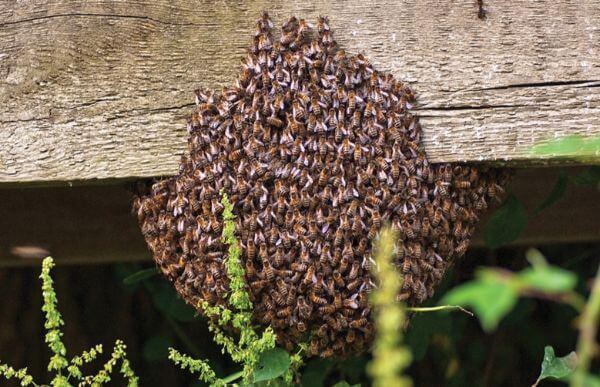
[309,291,327,305]
[303,264,315,285]
[311,96,322,115]
[297,321,307,332]
[432,207,443,227]
[352,110,361,128]
[286,287,297,305]
[325,315,340,331]
[316,15,330,33]
[477,0,487,19]
[353,143,362,161]
[455,240,469,256]
[333,270,345,287]
[298,18,311,36]
[251,279,270,292]
[346,329,356,343]
[266,115,284,128]
[271,290,286,306]
[245,258,257,277]
[348,261,360,280]
[277,306,292,319]
[365,101,376,117]
[367,119,378,138]
[349,318,368,329]
[262,259,274,281]
[319,304,336,314]
[297,296,312,319]
[307,113,317,132]
[346,279,361,291]
[309,338,320,355]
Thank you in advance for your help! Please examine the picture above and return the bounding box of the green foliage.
[331,382,361,387]
[442,250,578,332]
[530,135,600,162]
[442,247,600,386]
[484,194,528,249]
[572,265,600,387]
[122,267,159,285]
[168,192,303,386]
[252,348,291,383]
[441,271,518,332]
[534,346,577,386]
[152,280,197,322]
[143,335,174,363]
[573,166,600,186]
[533,169,569,215]
[368,227,412,387]
[0,257,138,387]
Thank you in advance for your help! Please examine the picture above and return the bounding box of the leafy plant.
[441,248,579,332]
[441,247,600,386]
[168,191,304,386]
[531,135,600,162]
[0,257,138,387]
[484,194,528,249]
[368,227,412,387]
[534,346,578,386]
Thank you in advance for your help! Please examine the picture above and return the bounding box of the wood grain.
[1,1,599,184]
[1,168,598,266]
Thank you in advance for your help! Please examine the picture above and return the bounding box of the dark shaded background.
[0,242,598,386]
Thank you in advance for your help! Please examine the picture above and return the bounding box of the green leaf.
[517,266,577,293]
[441,273,518,332]
[533,170,568,215]
[301,358,334,387]
[574,166,600,186]
[332,382,361,387]
[168,297,197,322]
[525,248,548,267]
[530,135,600,161]
[534,346,577,386]
[584,375,600,387]
[143,335,173,362]
[484,194,528,249]
[338,356,368,382]
[252,348,291,383]
[122,267,158,285]
[406,312,452,361]
[151,282,196,322]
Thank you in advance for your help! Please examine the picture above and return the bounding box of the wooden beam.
[1,1,599,184]
[1,168,597,267]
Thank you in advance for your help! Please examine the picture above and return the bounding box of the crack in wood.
[0,12,201,27]
[478,79,600,91]
[417,104,528,111]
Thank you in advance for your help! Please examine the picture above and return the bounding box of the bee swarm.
[134,13,509,357]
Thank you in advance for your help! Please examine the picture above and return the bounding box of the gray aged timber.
[1,1,599,184]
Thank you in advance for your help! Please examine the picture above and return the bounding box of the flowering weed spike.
[40,257,68,375]
[1,257,137,386]
[0,364,35,386]
[168,348,223,387]
[368,228,413,387]
[168,192,300,385]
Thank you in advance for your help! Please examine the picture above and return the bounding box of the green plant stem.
[406,305,474,316]
[220,370,243,384]
[571,264,600,387]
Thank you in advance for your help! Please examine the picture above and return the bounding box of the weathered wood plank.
[1,168,598,267]
[1,1,599,184]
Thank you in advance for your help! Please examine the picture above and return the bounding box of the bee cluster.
[134,13,509,357]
